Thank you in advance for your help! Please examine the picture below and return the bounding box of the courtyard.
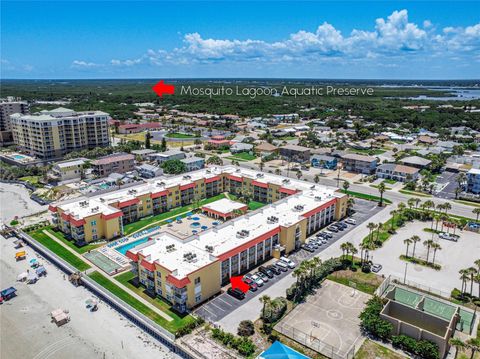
[275,280,370,358]
[372,220,480,295]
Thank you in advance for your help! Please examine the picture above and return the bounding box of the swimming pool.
[13,154,27,160]
[115,237,150,255]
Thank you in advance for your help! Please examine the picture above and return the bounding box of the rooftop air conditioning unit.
[315,196,322,201]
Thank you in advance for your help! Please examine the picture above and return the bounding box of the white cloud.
[74,9,479,69]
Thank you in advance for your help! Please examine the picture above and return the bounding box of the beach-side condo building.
[10,107,110,159]
[92,153,135,177]
[0,98,29,146]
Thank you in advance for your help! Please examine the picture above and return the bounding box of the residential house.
[230,143,254,153]
[150,149,186,164]
[92,153,135,177]
[341,153,377,174]
[255,142,278,157]
[417,135,437,145]
[376,163,420,183]
[279,144,311,163]
[181,156,205,172]
[467,168,480,194]
[51,158,87,182]
[135,163,163,179]
[310,155,337,170]
[400,156,432,169]
[131,149,157,160]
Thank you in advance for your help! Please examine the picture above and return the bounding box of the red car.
[242,277,258,291]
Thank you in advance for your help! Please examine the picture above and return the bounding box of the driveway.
[434,171,459,200]
[194,199,383,330]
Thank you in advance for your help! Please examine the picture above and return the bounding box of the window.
[194,277,201,285]
[91,220,97,226]
[195,294,202,303]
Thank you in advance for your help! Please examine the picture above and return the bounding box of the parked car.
[316,232,326,238]
[345,218,356,225]
[371,264,383,273]
[308,241,319,248]
[259,266,274,278]
[323,231,333,238]
[338,222,347,229]
[439,232,458,241]
[275,261,289,272]
[327,225,339,232]
[227,287,245,300]
[280,256,296,268]
[267,265,281,275]
[258,272,269,283]
[251,274,264,287]
[302,244,315,252]
[242,276,258,291]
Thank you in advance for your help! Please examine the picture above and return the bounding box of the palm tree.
[474,272,480,299]
[414,198,421,209]
[259,160,265,172]
[407,198,416,209]
[467,267,478,296]
[296,170,302,180]
[343,180,350,193]
[346,197,355,215]
[259,295,271,319]
[340,242,349,260]
[456,172,467,191]
[390,210,397,231]
[449,338,465,359]
[423,240,434,262]
[475,259,480,297]
[359,242,366,266]
[377,182,386,207]
[274,168,281,175]
[313,174,320,183]
[466,338,480,359]
[411,235,421,258]
[472,208,480,222]
[443,202,452,215]
[349,243,358,263]
[431,243,442,265]
[375,222,383,244]
[440,214,449,232]
[404,238,412,257]
[367,222,377,246]
[459,269,470,294]
[397,202,406,213]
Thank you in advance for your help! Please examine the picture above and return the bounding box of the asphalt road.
[434,171,459,200]
[194,199,382,323]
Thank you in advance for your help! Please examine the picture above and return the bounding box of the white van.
[280,256,296,269]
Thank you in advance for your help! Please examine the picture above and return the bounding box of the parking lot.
[434,171,459,199]
[194,199,382,323]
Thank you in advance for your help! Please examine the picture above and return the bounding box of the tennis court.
[84,251,122,274]
[392,287,423,308]
[275,280,370,359]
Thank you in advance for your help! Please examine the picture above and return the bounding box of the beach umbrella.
[166,219,173,223]
[201,225,208,230]
[176,216,182,221]
[17,272,28,281]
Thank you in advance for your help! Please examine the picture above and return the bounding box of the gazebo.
[201,198,248,220]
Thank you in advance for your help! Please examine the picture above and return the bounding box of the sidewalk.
[42,230,173,322]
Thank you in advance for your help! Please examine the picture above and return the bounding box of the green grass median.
[27,228,90,271]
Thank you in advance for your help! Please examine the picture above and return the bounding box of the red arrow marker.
[230,276,250,293]
[152,80,175,97]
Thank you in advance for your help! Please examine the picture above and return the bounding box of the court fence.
[274,322,355,359]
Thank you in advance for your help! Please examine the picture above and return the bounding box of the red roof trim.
[48,205,57,213]
[60,212,70,221]
[118,198,140,208]
[140,259,156,272]
[166,275,191,288]
[205,176,221,184]
[251,180,268,189]
[125,250,138,262]
[70,217,86,227]
[150,190,169,199]
[227,175,243,182]
[218,227,281,261]
[279,187,297,195]
[302,198,337,218]
[179,183,196,191]
[101,211,123,220]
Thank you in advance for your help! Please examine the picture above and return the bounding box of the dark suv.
[258,266,274,278]
[227,287,246,299]
[267,265,281,275]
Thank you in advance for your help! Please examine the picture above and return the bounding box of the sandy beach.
[0,183,46,224]
[0,235,180,359]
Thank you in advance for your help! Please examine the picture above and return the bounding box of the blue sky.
[1,1,479,79]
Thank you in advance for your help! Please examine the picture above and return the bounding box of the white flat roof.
[202,198,246,214]
[130,233,215,278]
[57,198,120,219]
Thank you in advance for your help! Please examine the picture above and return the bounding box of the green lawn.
[361,215,401,249]
[123,194,226,235]
[454,199,480,208]
[43,227,103,254]
[229,152,257,161]
[383,179,397,185]
[370,184,392,190]
[248,201,266,211]
[351,149,386,155]
[19,176,43,187]
[356,340,406,359]
[342,190,392,204]
[27,228,90,271]
[327,271,381,295]
[114,271,196,332]
[399,189,432,197]
[165,133,196,138]
[89,271,193,334]
[399,255,441,270]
